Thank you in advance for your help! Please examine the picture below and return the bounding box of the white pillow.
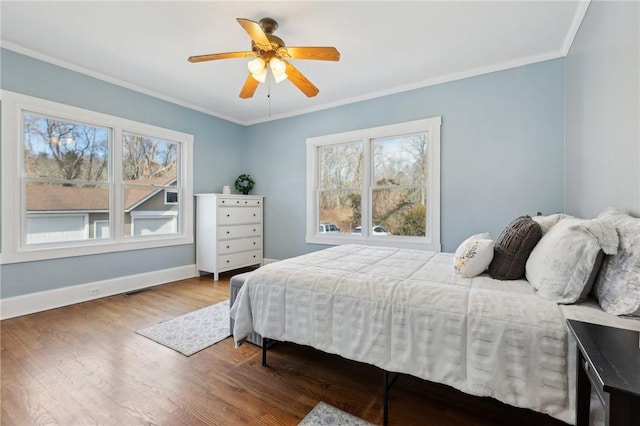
[526,218,618,304]
[532,213,572,234]
[593,208,640,316]
[454,233,494,278]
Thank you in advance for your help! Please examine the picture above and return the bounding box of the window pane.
[319,189,361,234]
[372,187,426,237]
[24,113,109,182]
[373,134,427,186]
[124,184,179,237]
[122,133,178,184]
[319,142,362,189]
[122,134,179,238]
[25,182,110,244]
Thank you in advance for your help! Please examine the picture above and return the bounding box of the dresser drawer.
[218,237,262,254]
[218,207,261,225]
[218,224,262,239]
[217,198,262,207]
[219,250,262,269]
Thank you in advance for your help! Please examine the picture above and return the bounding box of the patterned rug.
[136,299,230,356]
[298,401,375,426]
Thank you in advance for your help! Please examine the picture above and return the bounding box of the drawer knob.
[226,214,230,217]
[226,260,230,263]
[226,245,230,249]
[253,255,256,258]
[245,201,248,204]
[253,213,256,217]
[253,228,256,232]
[253,242,256,245]
[236,201,240,204]
[226,231,230,234]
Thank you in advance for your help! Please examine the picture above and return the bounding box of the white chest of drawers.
[195,193,264,280]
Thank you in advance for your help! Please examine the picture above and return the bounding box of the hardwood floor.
[1,273,569,426]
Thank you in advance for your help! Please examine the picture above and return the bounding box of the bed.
[230,209,640,425]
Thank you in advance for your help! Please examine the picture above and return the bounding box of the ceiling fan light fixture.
[251,67,267,83]
[273,72,288,83]
[247,57,265,74]
[270,57,286,74]
[269,57,288,83]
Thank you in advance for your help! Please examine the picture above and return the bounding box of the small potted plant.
[235,174,255,195]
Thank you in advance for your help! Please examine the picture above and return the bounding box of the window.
[306,117,441,251]
[94,220,110,239]
[1,91,194,263]
[164,189,179,205]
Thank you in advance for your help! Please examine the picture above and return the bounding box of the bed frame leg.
[383,370,389,426]
[262,338,268,366]
[383,370,399,426]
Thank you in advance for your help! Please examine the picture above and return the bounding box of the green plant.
[235,174,255,195]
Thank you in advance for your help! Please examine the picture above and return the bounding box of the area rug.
[136,299,230,356]
[298,401,375,426]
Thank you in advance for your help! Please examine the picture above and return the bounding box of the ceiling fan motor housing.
[259,17,278,34]
[252,18,285,56]
[252,35,285,56]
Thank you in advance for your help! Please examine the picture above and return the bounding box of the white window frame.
[306,117,441,251]
[1,90,194,264]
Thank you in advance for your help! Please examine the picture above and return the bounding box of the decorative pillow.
[488,216,542,280]
[594,208,640,316]
[453,233,494,278]
[525,218,618,304]
[532,213,572,234]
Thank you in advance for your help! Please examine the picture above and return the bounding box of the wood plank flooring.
[1,273,569,425]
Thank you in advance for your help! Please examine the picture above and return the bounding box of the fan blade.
[236,18,272,52]
[278,47,340,61]
[284,60,319,97]
[239,73,259,99]
[188,51,255,63]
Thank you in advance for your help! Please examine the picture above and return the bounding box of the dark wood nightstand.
[566,320,640,426]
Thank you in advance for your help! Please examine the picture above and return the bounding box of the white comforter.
[230,244,638,424]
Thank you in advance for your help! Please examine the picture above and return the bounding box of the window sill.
[305,234,441,252]
[0,234,194,265]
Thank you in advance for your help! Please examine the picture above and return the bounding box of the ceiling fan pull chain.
[267,79,272,118]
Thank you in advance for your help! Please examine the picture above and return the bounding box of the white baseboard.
[263,258,280,265]
[0,264,197,320]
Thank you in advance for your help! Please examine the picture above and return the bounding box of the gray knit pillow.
[488,216,543,280]
[593,208,640,316]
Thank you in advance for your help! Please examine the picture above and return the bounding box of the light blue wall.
[0,49,247,298]
[565,1,640,218]
[0,49,566,298]
[246,59,565,258]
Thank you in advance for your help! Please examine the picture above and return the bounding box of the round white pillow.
[453,233,495,278]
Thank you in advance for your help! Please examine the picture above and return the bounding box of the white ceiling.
[1,1,587,125]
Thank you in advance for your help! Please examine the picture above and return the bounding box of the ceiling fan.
[188,17,340,99]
